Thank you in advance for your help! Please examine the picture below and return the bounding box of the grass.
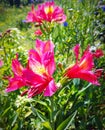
[0,5,31,32]
[0,4,37,50]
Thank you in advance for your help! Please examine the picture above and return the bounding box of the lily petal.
[73,44,80,63]
[44,79,57,96]
[43,52,56,75]
[93,49,104,58]
[29,49,41,63]
[12,58,23,76]
[6,77,25,92]
[22,69,44,86]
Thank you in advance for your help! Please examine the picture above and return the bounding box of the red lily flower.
[93,49,104,58]
[65,44,103,85]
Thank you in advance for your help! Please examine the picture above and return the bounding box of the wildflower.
[5,55,25,92]
[27,2,66,23]
[37,2,66,23]
[63,22,68,27]
[101,5,105,12]
[64,44,103,85]
[93,49,104,58]
[6,39,57,97]
[94,69,103,78]
[34,29,42,36]
[28,0,34,4]
[22,20,26,23]
[26,39,57,97]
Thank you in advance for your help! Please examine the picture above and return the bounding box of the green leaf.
[57,111,77,130]
[73,78,80,86]
[12,123,18,130]
[42,121,52,130]
[25,111,32,118]
[77,83,92,95]
[33,99,51,113]
[71,102,84,113]
[30,103,47,122]
[95,115,103,130]
[11,114,18,127]
[1,106,11,117]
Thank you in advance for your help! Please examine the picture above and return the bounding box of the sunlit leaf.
[42,121,52,130]
[11,114,18,127]
[25,111,32,118]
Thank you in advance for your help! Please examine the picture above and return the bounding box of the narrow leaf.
[77,83,92,95]
[57,111,77,130]
[33,99,51,113]
[30,103,46,122]
[11,114,18,127]
[1,106,11,117]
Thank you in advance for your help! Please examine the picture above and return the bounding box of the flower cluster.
[6,42,104,97]
[6,39,57,98]
[5,2,104,98]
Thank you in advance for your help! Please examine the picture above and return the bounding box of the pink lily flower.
[26,4,42,23]
[5,56,25,92]
[26,39,57,97]
[6,39,57,97]
[65,44,103,85]
[26,2,66,24]
[37,2,66,23]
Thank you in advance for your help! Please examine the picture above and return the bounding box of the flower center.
[32,63,47,75]
[79,59,88,70]
[45,6,54,14]
[36,65,46,74]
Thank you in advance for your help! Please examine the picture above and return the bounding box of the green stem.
[58,76,70,88]
[50,96,55,130]
[2,40,8,64]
